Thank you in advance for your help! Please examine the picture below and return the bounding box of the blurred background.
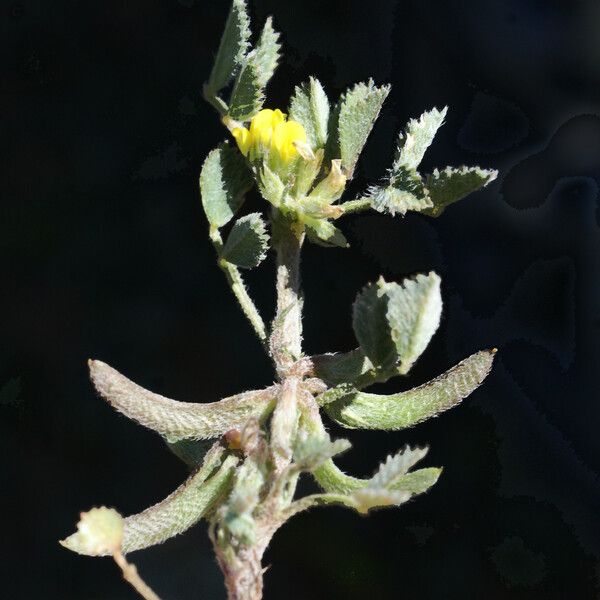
[2,0,600,597]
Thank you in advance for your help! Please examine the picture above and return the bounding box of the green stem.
[210,227,267,345]
[337,197,372,215]
[269,211,304,374]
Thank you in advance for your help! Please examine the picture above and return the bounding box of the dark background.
[3,0,600,598]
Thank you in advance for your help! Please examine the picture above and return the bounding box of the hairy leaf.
[324,350,495,430]
[207,0,251,94]
[228,59,264,121]
[424,165,498,217]
[383,272,442,374]
[289,77,330,148]
[304,217,348,248]
[394,106,447,172]
[368,168,432,216]
[311,348,373,386]
[337,80,390,177]
[253,16,281,88]
[352,280,397,369]
[200,145,253,228]
[293,430,351,471]
[221,213,269,269]
[89,360,277,441]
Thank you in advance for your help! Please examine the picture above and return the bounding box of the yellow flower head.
[231,109,308,164]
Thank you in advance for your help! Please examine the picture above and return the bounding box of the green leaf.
[228,59,264,121]
[392,467,442,495]
[165,439,214,469]
[370,446,429,486]
[382,272,442,374]
[424,165,498,217]
[257,164,285,206]
[311,348,373,386]
[324,350,496,430]
[304,217,348,248]
[367,171,432,216]
[310,444,436,502]
[88,359,277,441]
[200,145,253,228]
[352,273,442,373]
[221,213,269,269]
[289,77,330,148]
[253,16,281,88]
[207,0,251,94]
[352,279,397,369]
[293,430,351,471]
[337,80,390,178]
[394,106,447,172]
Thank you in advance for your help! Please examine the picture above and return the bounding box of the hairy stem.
[269,212,304,373]
[113,551,162,600]
[210,227,268,344]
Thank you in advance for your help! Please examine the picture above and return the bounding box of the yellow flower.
[231,108,308,164]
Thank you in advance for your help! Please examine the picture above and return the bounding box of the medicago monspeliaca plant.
[61,2,498,599]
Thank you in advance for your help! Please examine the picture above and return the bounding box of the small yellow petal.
[232,127,251,156]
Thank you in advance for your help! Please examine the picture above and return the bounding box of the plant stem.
[210,227,268,344]
[338,197,372,215]
[113,551,162,600]
[269,212,304,374]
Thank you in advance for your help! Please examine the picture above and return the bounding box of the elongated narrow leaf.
[253,17,281,88]
[383,272,442,374]
[289,77,330,148]
[62,446,238,555]
[352,280,397,369]
[228,58,264,121]
[424,165,498,217]
[221,213,269,269]
[337,80,390,177]
[89,360,277,441]
[200,145,253,228]
[207,0,251,94]
[394,107,447,172]
[324,350,495,430]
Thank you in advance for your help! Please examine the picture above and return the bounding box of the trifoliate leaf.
[207,0,251,94]
[352,280,397,369]
[394,106,447,172]
[253,16,281,88]
[337,80,390,177]
[383,272,442,374]
[200,144,253,228]
[424,165,498,217]
[228,58,264,121]
[324,350,496,430]
[304,217,348,248]
[289,77,330,148]
[221,213,269,269]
